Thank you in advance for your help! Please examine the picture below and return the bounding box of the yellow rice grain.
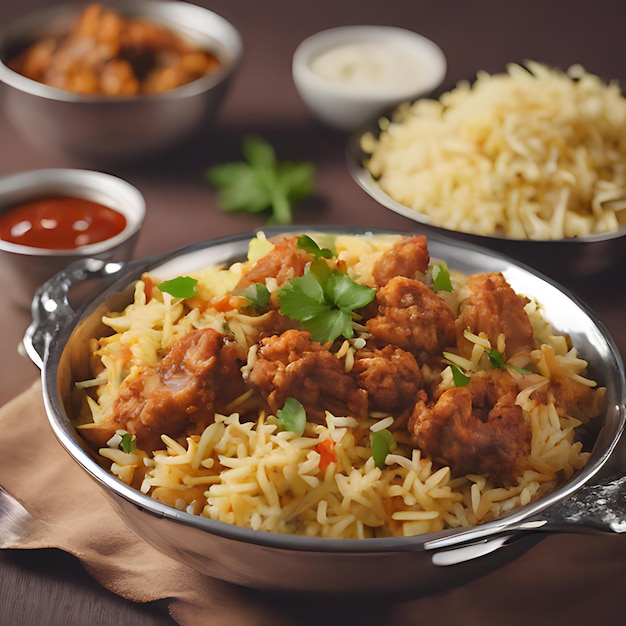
[392,510,441,521]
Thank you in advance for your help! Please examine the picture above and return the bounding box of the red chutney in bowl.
[0,196,127,250]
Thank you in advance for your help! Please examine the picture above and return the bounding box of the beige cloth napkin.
[1,380,626,626]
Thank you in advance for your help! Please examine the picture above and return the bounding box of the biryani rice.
[361,61,626,240]
[87,232,604,538]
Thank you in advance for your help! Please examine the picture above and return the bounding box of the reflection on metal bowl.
[22,226,626,596]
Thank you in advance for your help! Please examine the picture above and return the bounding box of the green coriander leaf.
[488,349,506,370]
[268,187,292,225]
[450,363,471,387]
[240,283,270,310]
[276,397,306,436]
[371,429,396,468]
[277,272,327,321]
[120,432,136,453]
[301,308,354,343]
[278,266,375,343]
[205,163,269,213]
[297,234,333,259]
[277,161,316,202]
[324,272,376,312]
[205,161,250,188]
[157,276,198,299]
[242,134,276,169]
[205,135,315,224]
[432,263,453,292]
[224,179,271,214]
[308,256,333,284]
[268,162,315,225]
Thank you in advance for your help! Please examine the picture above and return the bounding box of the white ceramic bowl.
[292,25,446,131]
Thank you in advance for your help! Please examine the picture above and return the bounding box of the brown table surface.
[1,1,626,624]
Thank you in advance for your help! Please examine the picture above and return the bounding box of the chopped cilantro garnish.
[240,283,270,310]
[276,397,307,436]
[296,234,333,259]
[120,432,136,453]
[278,269,329,321]
[277,260,376,343]
[371,429,396,468]
[488,349,506,370]
[157,276,198,299]
[450,363,471,387]
[432,263,453,292]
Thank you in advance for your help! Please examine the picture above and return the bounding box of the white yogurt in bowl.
[292,26,446,131]
[310,41,430,92]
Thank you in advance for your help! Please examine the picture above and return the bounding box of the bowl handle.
[534,473,626,534]
[426,473,626,566]
[21,258,126,369]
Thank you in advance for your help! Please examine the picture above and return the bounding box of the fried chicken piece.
[248,329,368,421]
[456,272,536,358]
[9,4,220,96]
[236,236,315,290]
[372,235,430,287]
[366,276,456,357]
[352,345,422,413]
[408,371,531,484]
[82,328,246,451]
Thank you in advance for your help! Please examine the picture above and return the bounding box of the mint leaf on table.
[205,134,315,225]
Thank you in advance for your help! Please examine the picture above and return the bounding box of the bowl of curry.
[0,1,243,163]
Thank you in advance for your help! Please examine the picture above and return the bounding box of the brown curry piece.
[9,3,220,96]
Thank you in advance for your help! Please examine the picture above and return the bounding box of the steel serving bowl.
[0,1,243,163]
[346,112,626,281]
[22,226,626,596]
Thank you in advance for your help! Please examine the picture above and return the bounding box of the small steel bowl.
[0,168,145,310]
[0,1,243,163]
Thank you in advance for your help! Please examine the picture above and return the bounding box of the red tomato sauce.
[0,196,127,249]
